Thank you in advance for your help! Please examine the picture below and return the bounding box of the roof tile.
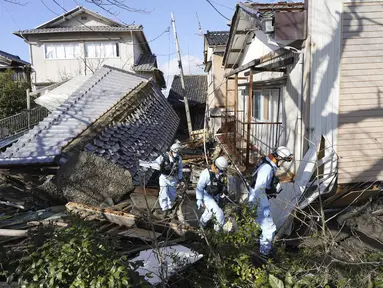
[205,31,230,46]
[168,75,208,106]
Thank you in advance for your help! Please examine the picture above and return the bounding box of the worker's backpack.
[249,159,280,199]
[160,153,179,176]
[205,170,227,196]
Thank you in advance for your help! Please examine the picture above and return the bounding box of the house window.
[44,43,80,59]
[84,42,120,58]
[252,90,263,120]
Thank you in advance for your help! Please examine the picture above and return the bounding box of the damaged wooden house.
[206,1,383,235]
[167,74,208,132]
[0,65,179,206]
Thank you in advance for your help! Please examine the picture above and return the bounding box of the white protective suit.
[155,152,183,211]
[196,168,225,231]
[248,156,278,255]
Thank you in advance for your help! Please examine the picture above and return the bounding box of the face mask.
[172,151,178,158]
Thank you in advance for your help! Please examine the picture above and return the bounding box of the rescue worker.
[249,146,293,256]
[153,142,183,218]
[196,156,229,231]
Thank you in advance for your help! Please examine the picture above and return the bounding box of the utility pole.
[171,12,193,136]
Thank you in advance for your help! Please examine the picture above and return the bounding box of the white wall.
[56,13,109,27]
[29,32,135,84]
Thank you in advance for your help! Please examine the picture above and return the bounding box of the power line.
[209,0,235,11]
[205,0,230,21]
[47,0,170,47]
[41,0,60,16]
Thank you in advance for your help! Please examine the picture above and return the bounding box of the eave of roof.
[36,6,124,29]
[14,25,142,36]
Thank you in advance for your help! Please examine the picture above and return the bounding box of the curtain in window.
[85,42,118,58]
[45,43,80,59]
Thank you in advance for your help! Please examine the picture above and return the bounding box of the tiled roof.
[0,66,179,184]
[132,54,157,72]
[0,50,30,66]
[242,1,305,12]
[86,82,179,184]
[205,31,230,46]
[168,75,207,106]
[15,25,142,35]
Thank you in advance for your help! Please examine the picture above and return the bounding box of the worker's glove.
[176,182,184,189]
[276,183,282,193]
[196,199,204,210]
[263,206,271,218]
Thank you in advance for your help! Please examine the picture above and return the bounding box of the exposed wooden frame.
[245,70,253,165]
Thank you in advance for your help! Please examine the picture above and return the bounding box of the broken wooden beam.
[65,202,138,227]
[0,229,28,237]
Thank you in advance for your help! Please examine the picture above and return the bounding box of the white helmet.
[215,156,229,171]
[275,146,293,161]
[170,142,182,152]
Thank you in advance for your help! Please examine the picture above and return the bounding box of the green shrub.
[3,217,148,288]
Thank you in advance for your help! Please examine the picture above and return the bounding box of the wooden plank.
[343,11,383,21]
[340,93,383,100]
[339,109,383,118]
[245,70,253,165]
[338,123,383,131]
[336,147,383,157]
[341,73,383,80]
[0,229,28,237]
[340,80,383,88]
[337,137,383,145]
[341,62,383,70]
[344,5,383,13]
[343,42,383,52]
[341,57,383,65]
[340,99,383,106]
[343,50,383,58]
[340,86,383,94]
[339,104,383,112]
[338,132,383,140]
[65,202,137,227]
[118,227,161,241]
[343,36,383,46]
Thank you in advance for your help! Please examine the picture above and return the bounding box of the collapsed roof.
[0,65,179,184]
[168,75,208,107]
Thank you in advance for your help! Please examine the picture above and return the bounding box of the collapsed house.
[167,75,208,132]
[0,65,179,205]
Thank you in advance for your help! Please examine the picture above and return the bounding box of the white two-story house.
[14,6,165,90]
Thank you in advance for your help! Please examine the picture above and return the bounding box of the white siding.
[338,0,383,184]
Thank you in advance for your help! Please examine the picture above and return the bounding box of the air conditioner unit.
[261,18,274,34]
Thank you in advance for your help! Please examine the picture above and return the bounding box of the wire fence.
[0,106,49,140]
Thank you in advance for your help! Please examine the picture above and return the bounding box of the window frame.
[84,42,120,59]
[44,43,80,60]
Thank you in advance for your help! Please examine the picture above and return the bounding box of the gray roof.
[205,31,230,46]
[242,2,305,11]
[86,82,179,184]
[0,50,30,66]
[168,75,208,106]
[132,54,157,72]
[15,25,142,35]
[0,66,179,181]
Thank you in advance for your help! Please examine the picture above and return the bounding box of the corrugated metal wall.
[308,0,342,185]
[339,1,383,183]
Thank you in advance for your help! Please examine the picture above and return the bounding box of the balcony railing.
[217,112,283,169]
[0,106,49,140]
